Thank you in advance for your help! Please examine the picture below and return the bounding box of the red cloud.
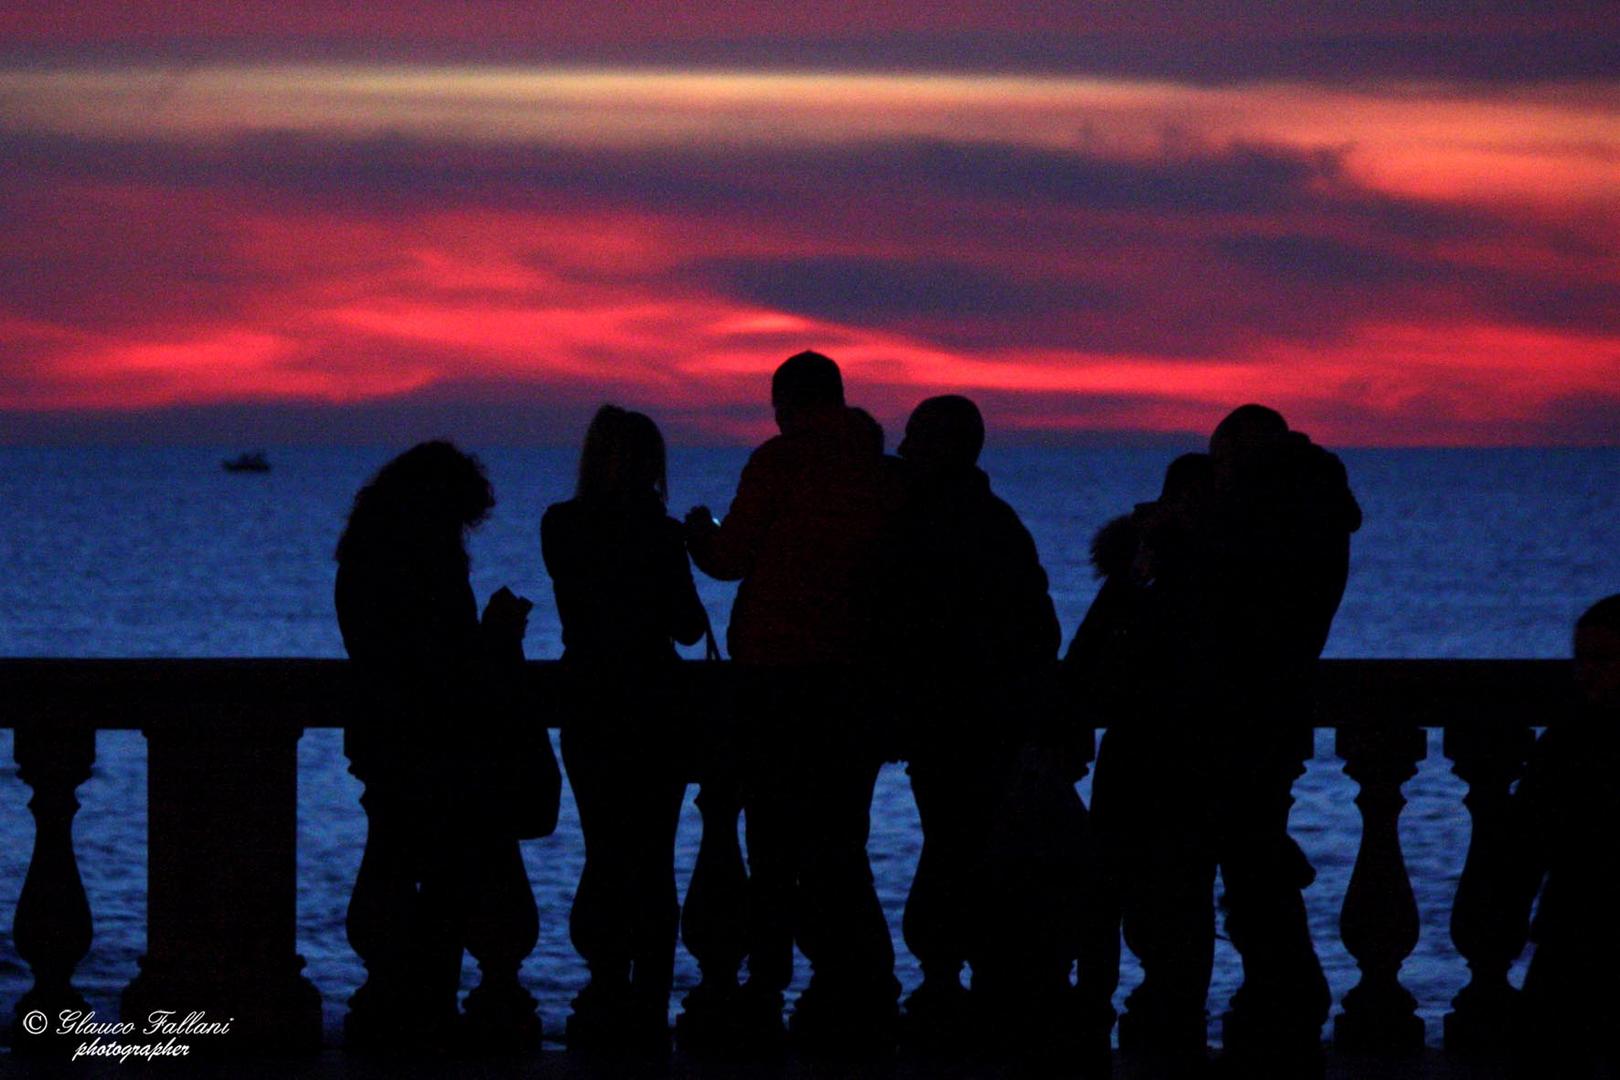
[2,64,1617,445]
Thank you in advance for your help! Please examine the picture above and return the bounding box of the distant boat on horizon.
[222,450,271,473]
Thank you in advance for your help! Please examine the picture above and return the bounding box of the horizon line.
[2,439,1616,452]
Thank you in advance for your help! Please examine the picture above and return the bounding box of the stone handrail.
[0,658,1574,1058]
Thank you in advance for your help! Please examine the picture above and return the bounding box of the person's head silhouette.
[1210,404,1287,464]
[898,394,984,472]
[575,404,669,505]
[1575,594,1620,713]
[337,440,494,564]
[1160,452,1213,505]
[1210,403,1290,495]
[771,350,845,434]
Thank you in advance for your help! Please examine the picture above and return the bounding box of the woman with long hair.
[542,405,708,1051]
[336,440,556,1052]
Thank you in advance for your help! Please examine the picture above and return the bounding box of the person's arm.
[663,517,710,647]
[1508,731,1556,927]
[480,586,531,665]
[686,445,779,582]
[539,502,585,645]
[539,504,573,585]
[995,503,1061,663]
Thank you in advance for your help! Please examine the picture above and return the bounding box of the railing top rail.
[0,657,1575,731]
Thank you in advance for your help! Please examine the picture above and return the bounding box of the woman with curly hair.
[336,440,557,1052]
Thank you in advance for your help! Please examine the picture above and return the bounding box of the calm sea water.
[0,445,1616,1044]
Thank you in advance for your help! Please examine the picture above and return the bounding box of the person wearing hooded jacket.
[1200,409,1360,1072]
[1069,452,1217,1069]
[1508,594,1620,1078]
[886,395,1108,1060]
[1070,406,1361,1076]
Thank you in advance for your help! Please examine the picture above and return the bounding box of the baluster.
[10,720,95,1057]
[1443,720,1535,1053]
[1218,736,1325,1061]
[463,838,542,1051]
[1334,723,1426,1053]
[674,777,749,1053]
[122,717,321,1052]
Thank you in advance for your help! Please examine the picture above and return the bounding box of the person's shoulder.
[1090,514,1139,578]
[1305,442,1349,483]
[542,499,595,551]
[978,480,1030,531]
[979,477,1015,514]
[541,498,579,529]
[753,431,793,456]
[993,496,1043,560]
[335,535,402,578]
[1282,434,1346,483]
[1303,444,1361,529]
[743,433,796,473]
[1528,721,1585,773]
[950,479,1036,557]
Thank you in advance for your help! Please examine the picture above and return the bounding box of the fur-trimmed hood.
[1090,514,1139,580]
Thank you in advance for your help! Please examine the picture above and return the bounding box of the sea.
[0,445,1616,1046]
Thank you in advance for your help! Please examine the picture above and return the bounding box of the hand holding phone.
[483,586,533,640]
[685,505,718,534]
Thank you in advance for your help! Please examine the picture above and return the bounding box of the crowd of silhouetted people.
[332,350,1619,1078]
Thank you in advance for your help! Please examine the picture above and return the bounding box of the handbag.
[679,610,735,784]
[503,708,562,840]
[481,644,561,840]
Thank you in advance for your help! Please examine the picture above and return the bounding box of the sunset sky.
[3,4,1617,446]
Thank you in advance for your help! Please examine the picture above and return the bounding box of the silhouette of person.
[1070,452,1217,1069]
[1511,594,1620,1077]
[685,350,903,1054]
[1201,406,1357,1069]
[886,395,1105,1060]
[1203,406,1357,1070]
[542,405,709,1053]
[335,440,556,1052]
[1072,406,1359,1074]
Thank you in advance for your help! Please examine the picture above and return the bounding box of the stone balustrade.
[0,658,1573,1061]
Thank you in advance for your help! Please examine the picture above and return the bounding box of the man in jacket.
[686,351,903,1054]
[888,395,1108,1061]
